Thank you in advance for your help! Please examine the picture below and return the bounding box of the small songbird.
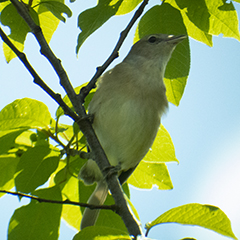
[79,34,186,229]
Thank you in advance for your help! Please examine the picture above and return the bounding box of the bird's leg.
[79,151,93,159]
[76,113,94,125]
[102,164,121,181]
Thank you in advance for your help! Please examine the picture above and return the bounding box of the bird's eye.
[148,36,157,43]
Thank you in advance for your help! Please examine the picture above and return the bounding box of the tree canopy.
[0,0,239,239]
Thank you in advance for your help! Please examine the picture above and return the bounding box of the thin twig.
[0,27,78,122]
[0,190,116,211]
[2,0,150,236]
[79,0,150,102]
[10,0,81,115]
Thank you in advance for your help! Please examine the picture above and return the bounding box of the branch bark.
[0,27,77,122]
[0,190,116,210]
[79,0,150,102]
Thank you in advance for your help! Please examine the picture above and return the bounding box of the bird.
[79,33,186,229]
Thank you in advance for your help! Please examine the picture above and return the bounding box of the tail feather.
[80,179,108,229]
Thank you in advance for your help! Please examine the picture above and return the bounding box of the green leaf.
[76,0,145,52]
[115,0,142,15]
[0,98,52,131]
[135,3,190,106]
[1,4,29,62]
[61,176,81,230]
[180,238,196,240]
[127,125,176,189]
[166,0,213,46]
[8,186,62,240]
[56,157,82,230]
[15,145,60,193]
[73,226,130,240]
[15,130,37,147]
[128,161,173,190]
[124,193,140,221]
[0,4,39,62]
[167,0,240,45]
[122,182,130,199]
[49,155,83,230]
[39,0,72,22]
[144,125,178,164]
[34,0,62,42]
[0,0,67,61]
[207,0,240,41]
[0,129,26,154]
[146,203,237,240]
[0,154,20,197]
[96,194,127,231]
[76,0,124,53]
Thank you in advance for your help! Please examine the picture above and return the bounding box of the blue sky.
[1,1,240,240]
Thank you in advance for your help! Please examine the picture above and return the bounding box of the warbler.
[79,34,186,229]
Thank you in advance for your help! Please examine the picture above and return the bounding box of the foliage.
[0,0,239,239]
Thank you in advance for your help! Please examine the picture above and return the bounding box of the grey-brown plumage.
[79,34,186,229]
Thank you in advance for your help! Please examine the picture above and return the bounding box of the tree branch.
[3,0,150,236]
[0,27,77,122]
[79,0,150,102]
[0,190,116,211]
[10,0,80,113]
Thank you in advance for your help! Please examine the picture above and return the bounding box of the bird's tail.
[80,179,108,229]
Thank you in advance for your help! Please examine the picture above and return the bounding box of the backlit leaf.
[146,203,237,240]
[144,125,178,164]
[0,98,52,131]
[73,226,129,240]
[0,154,20,197]
[128,161,173,190]
[39,0,72,22]
[8,186,62,240]
[15,145,60,193]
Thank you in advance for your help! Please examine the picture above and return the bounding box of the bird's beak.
[167,35,187,44]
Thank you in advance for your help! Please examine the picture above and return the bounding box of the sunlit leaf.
[15,130,36,147]
[73,226,129,240]
[0,0,68,61]
[0,129,26,154]
[207,0,240,40]
[0,4,38,62]
[61,176,81,230]
[125,193,140,221]
[0,154,20,197]
[128,161,173,190]
[96,193,127,231]
[0,98,52,131]
[144,125,178,164]
[146,203,237,240]
[35,0,65,42]
[15,145,60,193]
[167,0,240,45]
[39,0,72,22]
[115,0,142,15]
[166,0,213,46]
[8,186,62,240]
